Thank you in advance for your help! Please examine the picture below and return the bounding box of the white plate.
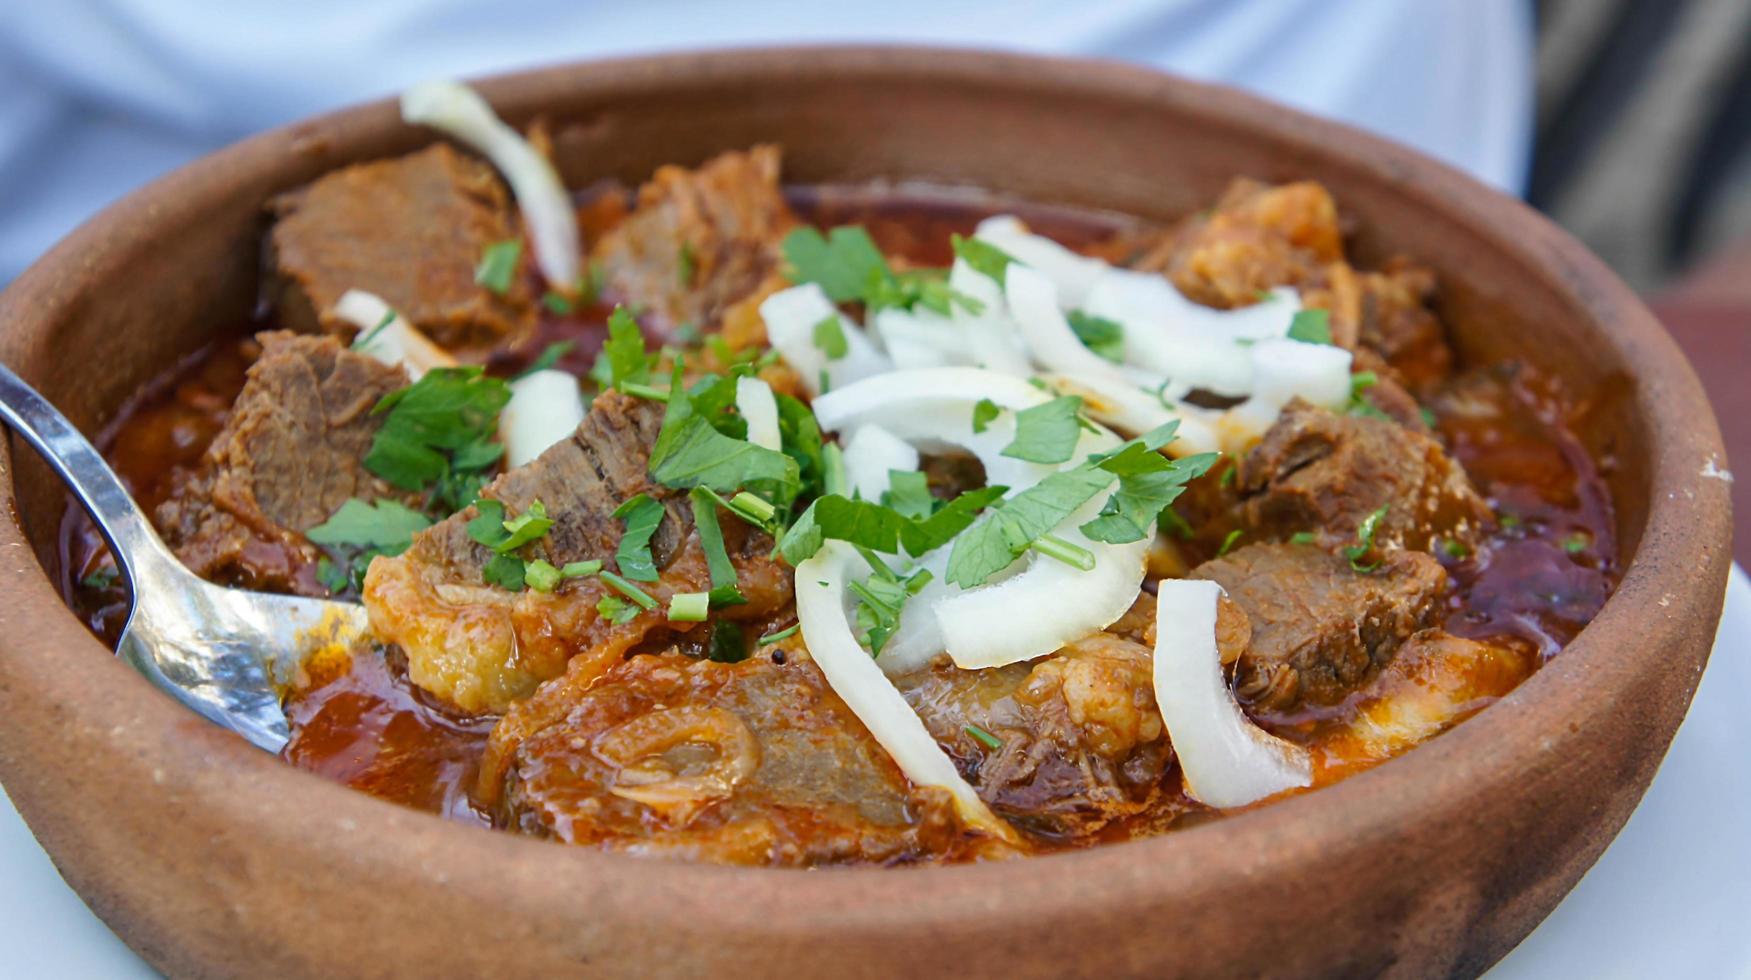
[5,570,1748,978]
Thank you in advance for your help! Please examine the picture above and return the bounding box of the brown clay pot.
[0,48,1731,979]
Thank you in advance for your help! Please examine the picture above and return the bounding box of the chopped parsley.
[1561,531,1591,555]
[1287,308,1333,345]
[647,364,801,499]
[1067,311,1125,363]
[1345,371,1392,421]
[351,309,396,351]
[590,306,655,391]
[782,225,981,315]
[971,398,1002,434]
[306,497,434,592]
[950,234,1017,285]
[596,594,640,625]
[541,290,574,315]
[474,239,522,295]
[1440,537,1470,560]
[964,724,1004,751]
[1001,396,1084,464]
[1216,528,1243,557]
[523,558,601,595]
[1289,531,1318,546]
[1344,504,1390,573]
[365,367,511,514]
[482,554,529,591]
[848,550,933,655]
[882,470,935,521]
[812,315,850,360]
[612,493,665,582]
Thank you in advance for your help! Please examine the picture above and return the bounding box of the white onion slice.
[870,306,968,371]
[733,377,781,452]
[1152,579,1311,807]
[1005,265,1162,393]
[331,289,456,380]
[400,80,580,290]
[841,424,919,502]
[758,284,893,396]
[500,370,585,468]
[1218,339,1353,452]
[795,542,1016,841]
[974,215,1107,309]
[948,260,1032,376]
[937,492,1148,669]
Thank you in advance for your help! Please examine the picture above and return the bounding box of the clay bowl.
[0,47,1731,979]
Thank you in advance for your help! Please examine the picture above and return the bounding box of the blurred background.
[0,0,1745,556]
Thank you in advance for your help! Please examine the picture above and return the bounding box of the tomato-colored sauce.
[56,186,1618,846]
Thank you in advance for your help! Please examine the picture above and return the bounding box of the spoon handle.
[0,361,178,581]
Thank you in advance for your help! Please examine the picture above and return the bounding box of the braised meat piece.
[592,145,795,336]
[1302,257,1452,393]
[894,634,1173,838]
[1237,399,1491,553]
[1191,542,1447,712]
[268,143,535,351]
[155,332,409,594]
[483,648,985,865]
[363,391,789,713]
[1123,179,1342,309]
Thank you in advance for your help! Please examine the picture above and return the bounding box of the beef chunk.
[592,146,795,336]
[1121,179,1343,309]
[1190,543,1447,712]
[268,144,535,351]
[894,634,1173,838]
[155,331,409,594]
[1303,257,1452,392]
[1237,400,1491,553]
[363,390,790,713]
[483,649,984,865]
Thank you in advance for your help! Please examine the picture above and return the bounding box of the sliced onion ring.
[795,541,1017,841]
[1152,579,1311,807]
[400,80,580,291]
[733,376,781,451]
[332,289,456,380]
[501,369,585,469]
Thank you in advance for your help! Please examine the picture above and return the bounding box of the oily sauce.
[57,187,1618,843]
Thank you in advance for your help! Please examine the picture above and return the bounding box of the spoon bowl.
[0,361,369,751]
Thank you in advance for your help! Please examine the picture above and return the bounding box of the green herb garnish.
[971,398,1002,434]
[781,225,983,316]
[590,306,654,391]
[482,554,528,591]
[689,487,748,607]
[474,239,522,295]
[812,314,850,360]
[950,233,1017,285]
[668,591,710,622]
[1561,531,1591,555]
[513,341,575,381]
[612,493,665,582]
[1440,538,1470,559]
[315,558,349,594]
[758,623,800,646]
[306,497,434,591]
[1289,531,1318,546]
[1344,504,1390,572]
[647,364,801,498]
[541,290,574,315]
[596,594,639,625]
[1067,311,1125,363]
[351,309,397,351]
[1287,308,1332,345]
[1216,528,1243,557]
[964,724,1004,751]
[882,470,935,521]
[1001,395,1084,464]
[365,368,511,514]
[707,621,749,662]
[600,570,658,611]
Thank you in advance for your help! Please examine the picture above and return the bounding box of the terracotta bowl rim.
[0,45,1730,940]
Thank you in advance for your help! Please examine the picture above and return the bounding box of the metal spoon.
[0,361,370,753]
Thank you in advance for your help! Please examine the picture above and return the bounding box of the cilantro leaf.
[848,552,934,656]
[1001,396,1084,464]
[541,290,574,315]
[589,306,652,389]
[899,485,1007,556]
[971,398,1002,434]
[1287,308,1332,345]
[315,557,350,594]
[945,467,1116,588]
[482,553,528,591]
[1067,311,1125,363]
[365,367,511,513]
[706,621,749,663]
[951,234,1017,285]
[1344,504,1389,572]
[881,470,935,521]
[812,315,849,360]
[611,493,664,582]
[781,226,889,303]
[1079,447,1218,544]
[307,498,432,552]
[648,364,801,499]
[778,495,909,566]
[474,239,521,295]
[774,392,824,496]
[596,594,639,625]
[498,499,554,552]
